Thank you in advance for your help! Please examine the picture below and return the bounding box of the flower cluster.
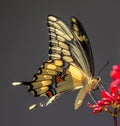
[88,65,120,115]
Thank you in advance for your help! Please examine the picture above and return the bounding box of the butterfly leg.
[88,92,97,104]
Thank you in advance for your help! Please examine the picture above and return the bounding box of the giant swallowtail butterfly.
[12,15,101,110]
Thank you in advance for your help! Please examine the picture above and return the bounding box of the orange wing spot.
[55,75,62,83]
[47,91,53,97]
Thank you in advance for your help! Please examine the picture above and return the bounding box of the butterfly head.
[87,77,101,92]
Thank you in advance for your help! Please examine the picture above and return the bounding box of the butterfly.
[12,14,101,110]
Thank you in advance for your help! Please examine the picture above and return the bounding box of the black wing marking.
[71,17,94,76]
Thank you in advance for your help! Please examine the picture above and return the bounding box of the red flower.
[88,102,104,113]
[110,65,120,80]
[88,65,120,114]
[109,79,120,93]
[88,87,120,113]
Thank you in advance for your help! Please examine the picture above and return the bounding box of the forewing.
[48,15,91,75]
[71,17,94,76]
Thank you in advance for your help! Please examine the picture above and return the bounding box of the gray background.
[1,0,120,126]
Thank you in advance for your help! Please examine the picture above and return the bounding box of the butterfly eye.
[96,76,101,81]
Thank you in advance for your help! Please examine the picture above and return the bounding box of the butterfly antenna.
[97,60,109,91]
[97,60,109,76]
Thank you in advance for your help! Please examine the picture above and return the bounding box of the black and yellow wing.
[12,15,99,110]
